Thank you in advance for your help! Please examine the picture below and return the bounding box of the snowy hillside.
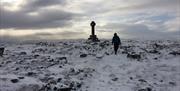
[0,39,180,91]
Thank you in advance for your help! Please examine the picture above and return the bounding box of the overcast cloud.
[0,0,179,40]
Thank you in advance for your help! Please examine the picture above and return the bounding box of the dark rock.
[138,87,152,91]
[57,57,67,60]
[33,54,40,58]
[77,83,82,88]
[54,87,57,90]
[112,77,118,81]
[138,79,147,83]
[0,47,5,56]
[20,52,27,55]
[154,57,158,60]
[80,54,87,58]
[26,72,36,76]
[160,80,163,82]
[70,68,75,73]
[129,77,133,80]
[11,79,19,83]
[105,52,110,55]
[39,76,54,83]
[169,82,176,86]
[122,51,128,54]
[146,87,152,91]
[48,59,54,62]
[18,77,24,79]
[169,51,180,56]
[127,53,141,60]
[56,57,68,64]
[15,67,19,70]
[153,74,157,76]
[57,78,62,82]
[138,89,146,91]
[148,50,159,54]
[84,74,88,77]
[80,78,84,80]
[59,87,72,91]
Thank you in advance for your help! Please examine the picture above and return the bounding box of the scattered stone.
[169,51,180,56]
[105,52,110,55]
[160,80,163,82]
[20,52,27,55]
[154,57,158,60]
[57,78,62,82]
[122,51,128,54]
[56,57,67,60]
[127,53,141,60]
[53,87,57,90]
[70,68,75,73]
[112,77,118,81]
[15,67,19,70]
[76,83,82,88]
[26,72,36,76]
[138,87,152,91]
[96,54,103,59]
[33,54,40,58]
[169,81,176,86]
[59,87,72,91]
[148,50,159,54]
[146,87,152,91]
[153,74,157,76]
[11,79,19,83]
[18,77,24,79]
[138,79,147,83]
[80,54,87,58]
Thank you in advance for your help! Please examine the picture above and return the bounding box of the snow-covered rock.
[0,39,180,91]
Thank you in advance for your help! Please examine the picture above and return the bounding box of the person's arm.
[112,37,114,45]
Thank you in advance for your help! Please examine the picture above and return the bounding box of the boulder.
[96,54,104,59]
[169,51,180,55]
[80,54,87,58]
[20,52,27,55]
[11,79,19,83]
[127,53,141,60]
[26,72,36,76]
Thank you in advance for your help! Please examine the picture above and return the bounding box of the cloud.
[23,0,66,12]
[0,0,179,39]
[0,6,77,29]
[98,22,179,39]
[0,31,86,42]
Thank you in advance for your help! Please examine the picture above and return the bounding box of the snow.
[0,39,180,91]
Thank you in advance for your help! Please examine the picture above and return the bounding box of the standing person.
[112,33,121,55]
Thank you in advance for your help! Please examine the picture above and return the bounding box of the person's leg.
[116,45,119,54]
[114,45,116,54]
[114,45,118,55]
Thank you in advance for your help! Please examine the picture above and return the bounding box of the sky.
[0,0,180,40]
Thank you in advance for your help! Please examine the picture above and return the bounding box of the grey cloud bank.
[0,0,179,40]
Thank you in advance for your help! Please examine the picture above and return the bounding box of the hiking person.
[112,33,121,55]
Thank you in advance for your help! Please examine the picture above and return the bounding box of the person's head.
[114,33,117,36]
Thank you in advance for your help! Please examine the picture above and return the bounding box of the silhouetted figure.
[112,33,121,55]
[88,21,99,42]
[0,47,5,57]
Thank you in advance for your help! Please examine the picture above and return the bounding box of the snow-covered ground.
[0,39,180,91]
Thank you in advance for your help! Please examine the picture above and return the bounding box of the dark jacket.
[112,35,121,45]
